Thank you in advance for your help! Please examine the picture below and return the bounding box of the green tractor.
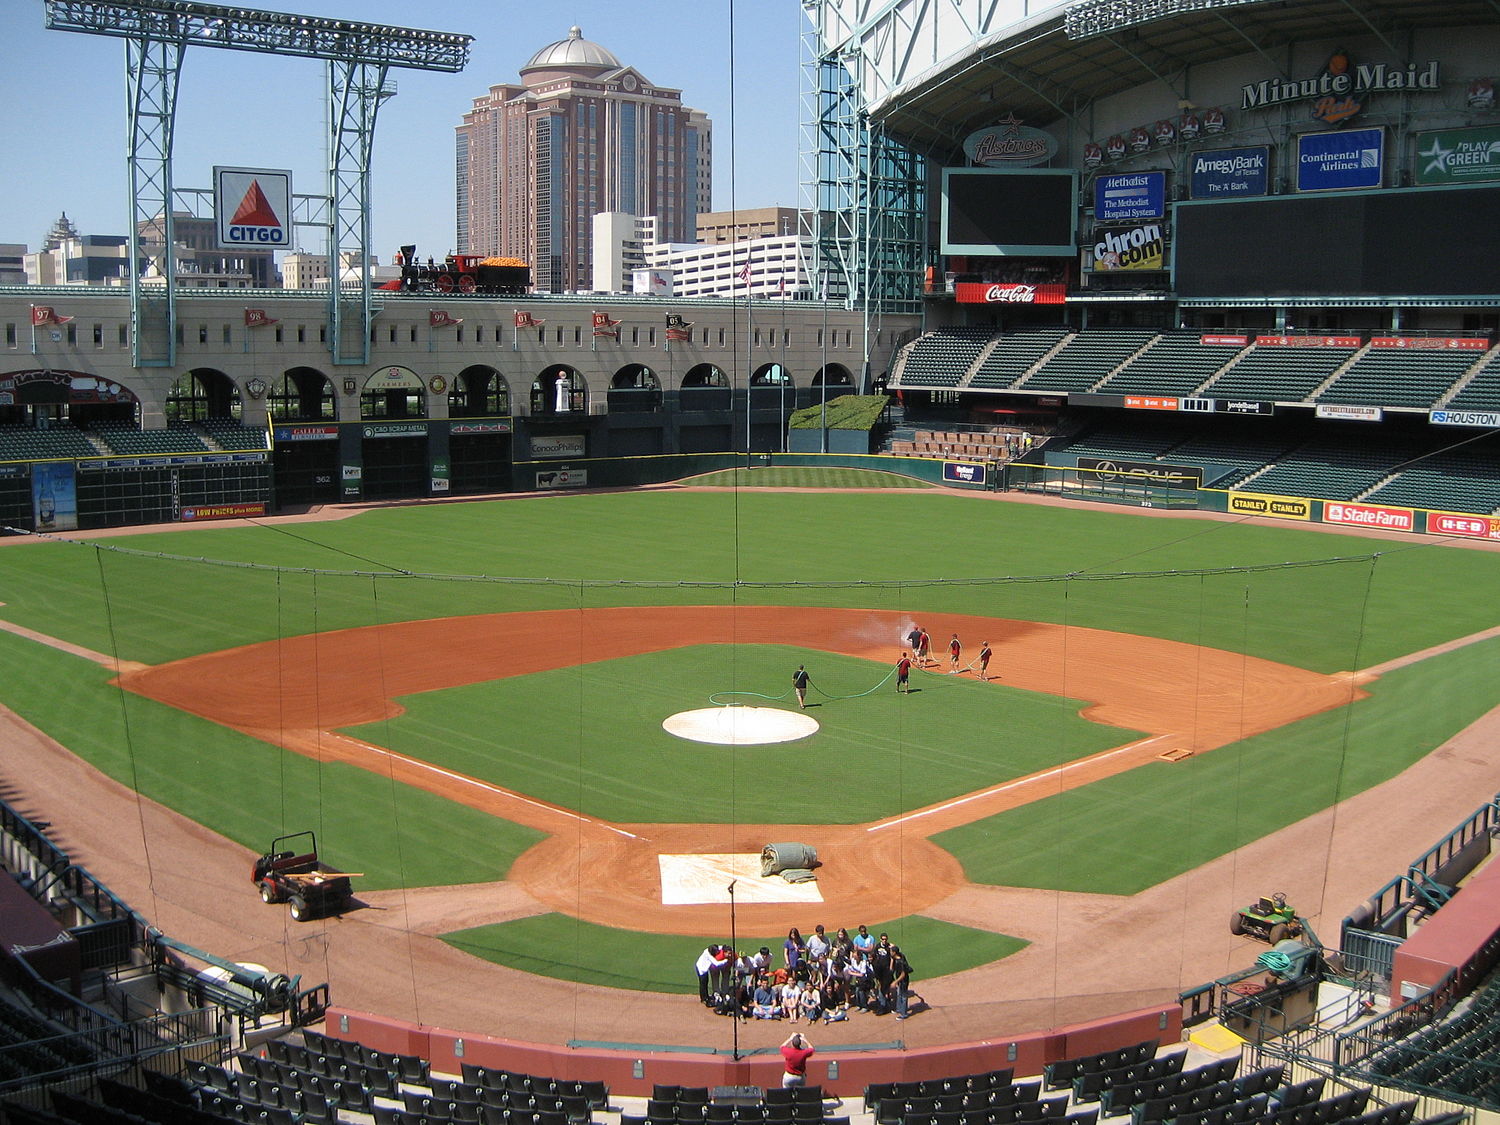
[1230,892,1301,944]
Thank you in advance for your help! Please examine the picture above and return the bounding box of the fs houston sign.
[214,166,292,249]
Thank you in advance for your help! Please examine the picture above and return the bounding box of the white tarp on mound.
[658,853,825,905]
[662,706,818,745]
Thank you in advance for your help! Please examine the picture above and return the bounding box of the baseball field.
[2,474,1499,1047]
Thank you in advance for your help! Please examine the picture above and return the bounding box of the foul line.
[866,734,1174,833]
[324,732,641,840]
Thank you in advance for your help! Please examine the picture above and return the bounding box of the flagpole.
[743,259,753,467]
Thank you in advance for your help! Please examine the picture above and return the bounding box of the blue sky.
[1,0,806,263]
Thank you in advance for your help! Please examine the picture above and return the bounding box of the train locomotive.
[382,245,531,295]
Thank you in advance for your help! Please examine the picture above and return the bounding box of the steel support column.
[125,35,184,367]
[328,60,392,366]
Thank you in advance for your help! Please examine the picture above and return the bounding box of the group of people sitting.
[696,924,916,1022]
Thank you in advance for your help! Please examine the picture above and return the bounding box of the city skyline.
[0,0,805,272]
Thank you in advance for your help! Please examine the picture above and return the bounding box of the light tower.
[43,0,473,367]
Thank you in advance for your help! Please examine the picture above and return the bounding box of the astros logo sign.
[214,166,292,250]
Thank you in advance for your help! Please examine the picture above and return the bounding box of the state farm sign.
[1324,501,1413,532]
[953,282,1067,305]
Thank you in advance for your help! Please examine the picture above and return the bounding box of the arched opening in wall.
[268,367,335,422]
[812,363,856,393]
[361,367,427,419]
[531,365,586,416]
[608,364,661,413]
[451,366,510,417]
[680,363,730,413]
[168,369,241,424]
[751,362,797,452]
[0,370,138,433]
[681,364,729,388]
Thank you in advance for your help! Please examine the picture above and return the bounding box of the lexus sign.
[953,282,1067,305]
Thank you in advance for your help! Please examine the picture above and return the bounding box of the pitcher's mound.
[663,706,818,746]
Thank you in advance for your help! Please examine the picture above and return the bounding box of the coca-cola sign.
[954,282,1067,305]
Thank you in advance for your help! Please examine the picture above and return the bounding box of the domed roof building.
[520,26,622,79]
[457,27,712,294]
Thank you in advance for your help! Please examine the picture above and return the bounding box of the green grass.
[788,394,888,430]
[341,644,1138,824]
[0,629,543,890]
[934,636,1500,895]
[0,488,1496,970]
[687,467,934,488]
[0,491,1493,671]
[441,914,1026,992]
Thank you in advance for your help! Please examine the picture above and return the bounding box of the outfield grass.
[0,489,1496,929]
[0,629,544,889]
[342,645,1137,824]
[441,913,1027,993]
[934,636,1500,895]
[0,492,1493,671]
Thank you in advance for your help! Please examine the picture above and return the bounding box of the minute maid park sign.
[1241,54,1439,113]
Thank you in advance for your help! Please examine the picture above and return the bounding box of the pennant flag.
[592,311,621,339]
[30,306,73,326]
[514,310,546,328]
[666,313,692,342]
[244,308,278,328]
[429,310,463,328]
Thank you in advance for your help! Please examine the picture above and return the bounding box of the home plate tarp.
[761,842,818,880]
[658,853,824,905]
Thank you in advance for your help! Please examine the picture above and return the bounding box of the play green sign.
[1416,125,1500,185]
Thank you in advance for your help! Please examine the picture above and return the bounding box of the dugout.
[0,874,81,994]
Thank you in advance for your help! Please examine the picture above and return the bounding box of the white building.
[593,210,809,299]
[591,213,657,294]
[0,245,25,287]
[281,251,389,290]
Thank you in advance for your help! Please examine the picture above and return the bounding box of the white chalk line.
[867,734,1175,833]
[325,732,641,840]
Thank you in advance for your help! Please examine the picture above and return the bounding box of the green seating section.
[1367,972,1500,1103]
[201,419,271,450]
[1200,345,1357,403]
[91,421,211,455]
[898,328,995,387]
[0,424,97,462]
[969,329,1070,389]
[1445,350,1500,411]
[1158,431,1295,489]
[1317,349,1479,409]
[1245,435,1430,501]
[1020,329,1156,392]
[1365,453,1500,515]
[1098,334,1246,397]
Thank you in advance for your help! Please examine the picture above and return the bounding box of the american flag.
[738,260,753,285]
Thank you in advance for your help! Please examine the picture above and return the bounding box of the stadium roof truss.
[43,0,472,369]
[862,0,1500,161]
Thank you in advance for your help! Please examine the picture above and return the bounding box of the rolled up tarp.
[761,842,818,877]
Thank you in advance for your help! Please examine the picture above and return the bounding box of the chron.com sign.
[214,166,292,249]
[1092,223,1164,271]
